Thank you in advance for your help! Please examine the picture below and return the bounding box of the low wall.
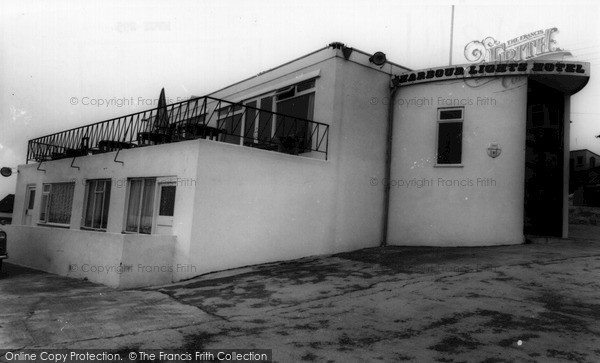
[3,225,175,288]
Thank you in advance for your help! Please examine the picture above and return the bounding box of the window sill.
[121,231,151,235]
[37,223,70,229]
[81,227,107,232]
[434,164,464,168]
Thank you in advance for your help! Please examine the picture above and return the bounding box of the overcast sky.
[1,0,599,198]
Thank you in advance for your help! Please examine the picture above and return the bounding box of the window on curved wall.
[436,107,464,165]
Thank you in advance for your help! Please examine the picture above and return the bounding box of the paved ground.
[1,233,600,362]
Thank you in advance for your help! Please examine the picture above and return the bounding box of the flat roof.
[206,42,411,97]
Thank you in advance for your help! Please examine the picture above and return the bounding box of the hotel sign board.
[395,61,589,87]
[464,28,571,63]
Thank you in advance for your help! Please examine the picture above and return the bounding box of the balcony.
[27,96,330,163]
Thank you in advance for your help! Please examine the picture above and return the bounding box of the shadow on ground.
[2,241,600,362]
[151,243,600,362]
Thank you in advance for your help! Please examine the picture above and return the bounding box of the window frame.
[123,177,177,235]
[273,79,316,151]
[217,104,245,145]
[38,182,75,227]
[81,179,112,232]
[123,177,156,235]
[241,78,317,148]
[435,107,464,167]
[24,184,36,215]
[153,179,177,233]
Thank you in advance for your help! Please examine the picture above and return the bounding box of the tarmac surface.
[1,229,600,362]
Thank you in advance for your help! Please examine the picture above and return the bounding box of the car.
[0,228,6,271]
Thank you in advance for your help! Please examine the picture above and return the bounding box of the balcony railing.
[27,96,330,163]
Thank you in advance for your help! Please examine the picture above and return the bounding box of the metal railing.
[27,96,329,163]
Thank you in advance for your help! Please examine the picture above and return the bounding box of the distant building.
[570,149,600,173]
[570,149,600,206]
[4,42,591,288]
[0,194,14,224]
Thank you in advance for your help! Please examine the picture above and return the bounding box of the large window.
[237,79,316,149]
[39,182,75,225]
[125,178,156,234]
[275,80,315,151]
[436,108,464,165]
[218,104,243,145]
[124,177,177,234]
[82,179,111,230]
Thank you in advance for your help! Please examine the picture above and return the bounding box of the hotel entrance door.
[524,80,565,237]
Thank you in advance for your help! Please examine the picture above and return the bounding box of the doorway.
[153,180,176,235]
[23,185,36,225]
[523,80,565,237]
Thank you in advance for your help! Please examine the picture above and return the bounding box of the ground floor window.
[82,179,111,230]
[39,182,75,225]
[125,178,155,234]
[125,177,177,234]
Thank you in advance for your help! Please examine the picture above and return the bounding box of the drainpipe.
[381,79,400,247]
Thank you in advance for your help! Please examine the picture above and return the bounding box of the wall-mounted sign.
[395,61,589,87]
[464,28,571,63]
[0,167,13,177]
[487,143,501,158]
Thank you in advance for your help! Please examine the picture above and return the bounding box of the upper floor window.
[82,179,111,231]
[39,182,75,226]
[436,108,464,165]
[240,79,316,151]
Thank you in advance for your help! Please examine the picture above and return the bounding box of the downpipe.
[381,82,400,247]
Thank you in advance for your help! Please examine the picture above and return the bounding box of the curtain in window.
[84,182,95,227]
[140,179,155,234]
[83,180,111,230]
[92,182,104,229]
[48,183,75,224]
[126,179,143,232]
[101,183,111,229]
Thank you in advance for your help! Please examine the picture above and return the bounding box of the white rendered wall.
[388,77,528,246]
[3,225,175,288]
[10,141,199,287]
[9,47,401,285]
